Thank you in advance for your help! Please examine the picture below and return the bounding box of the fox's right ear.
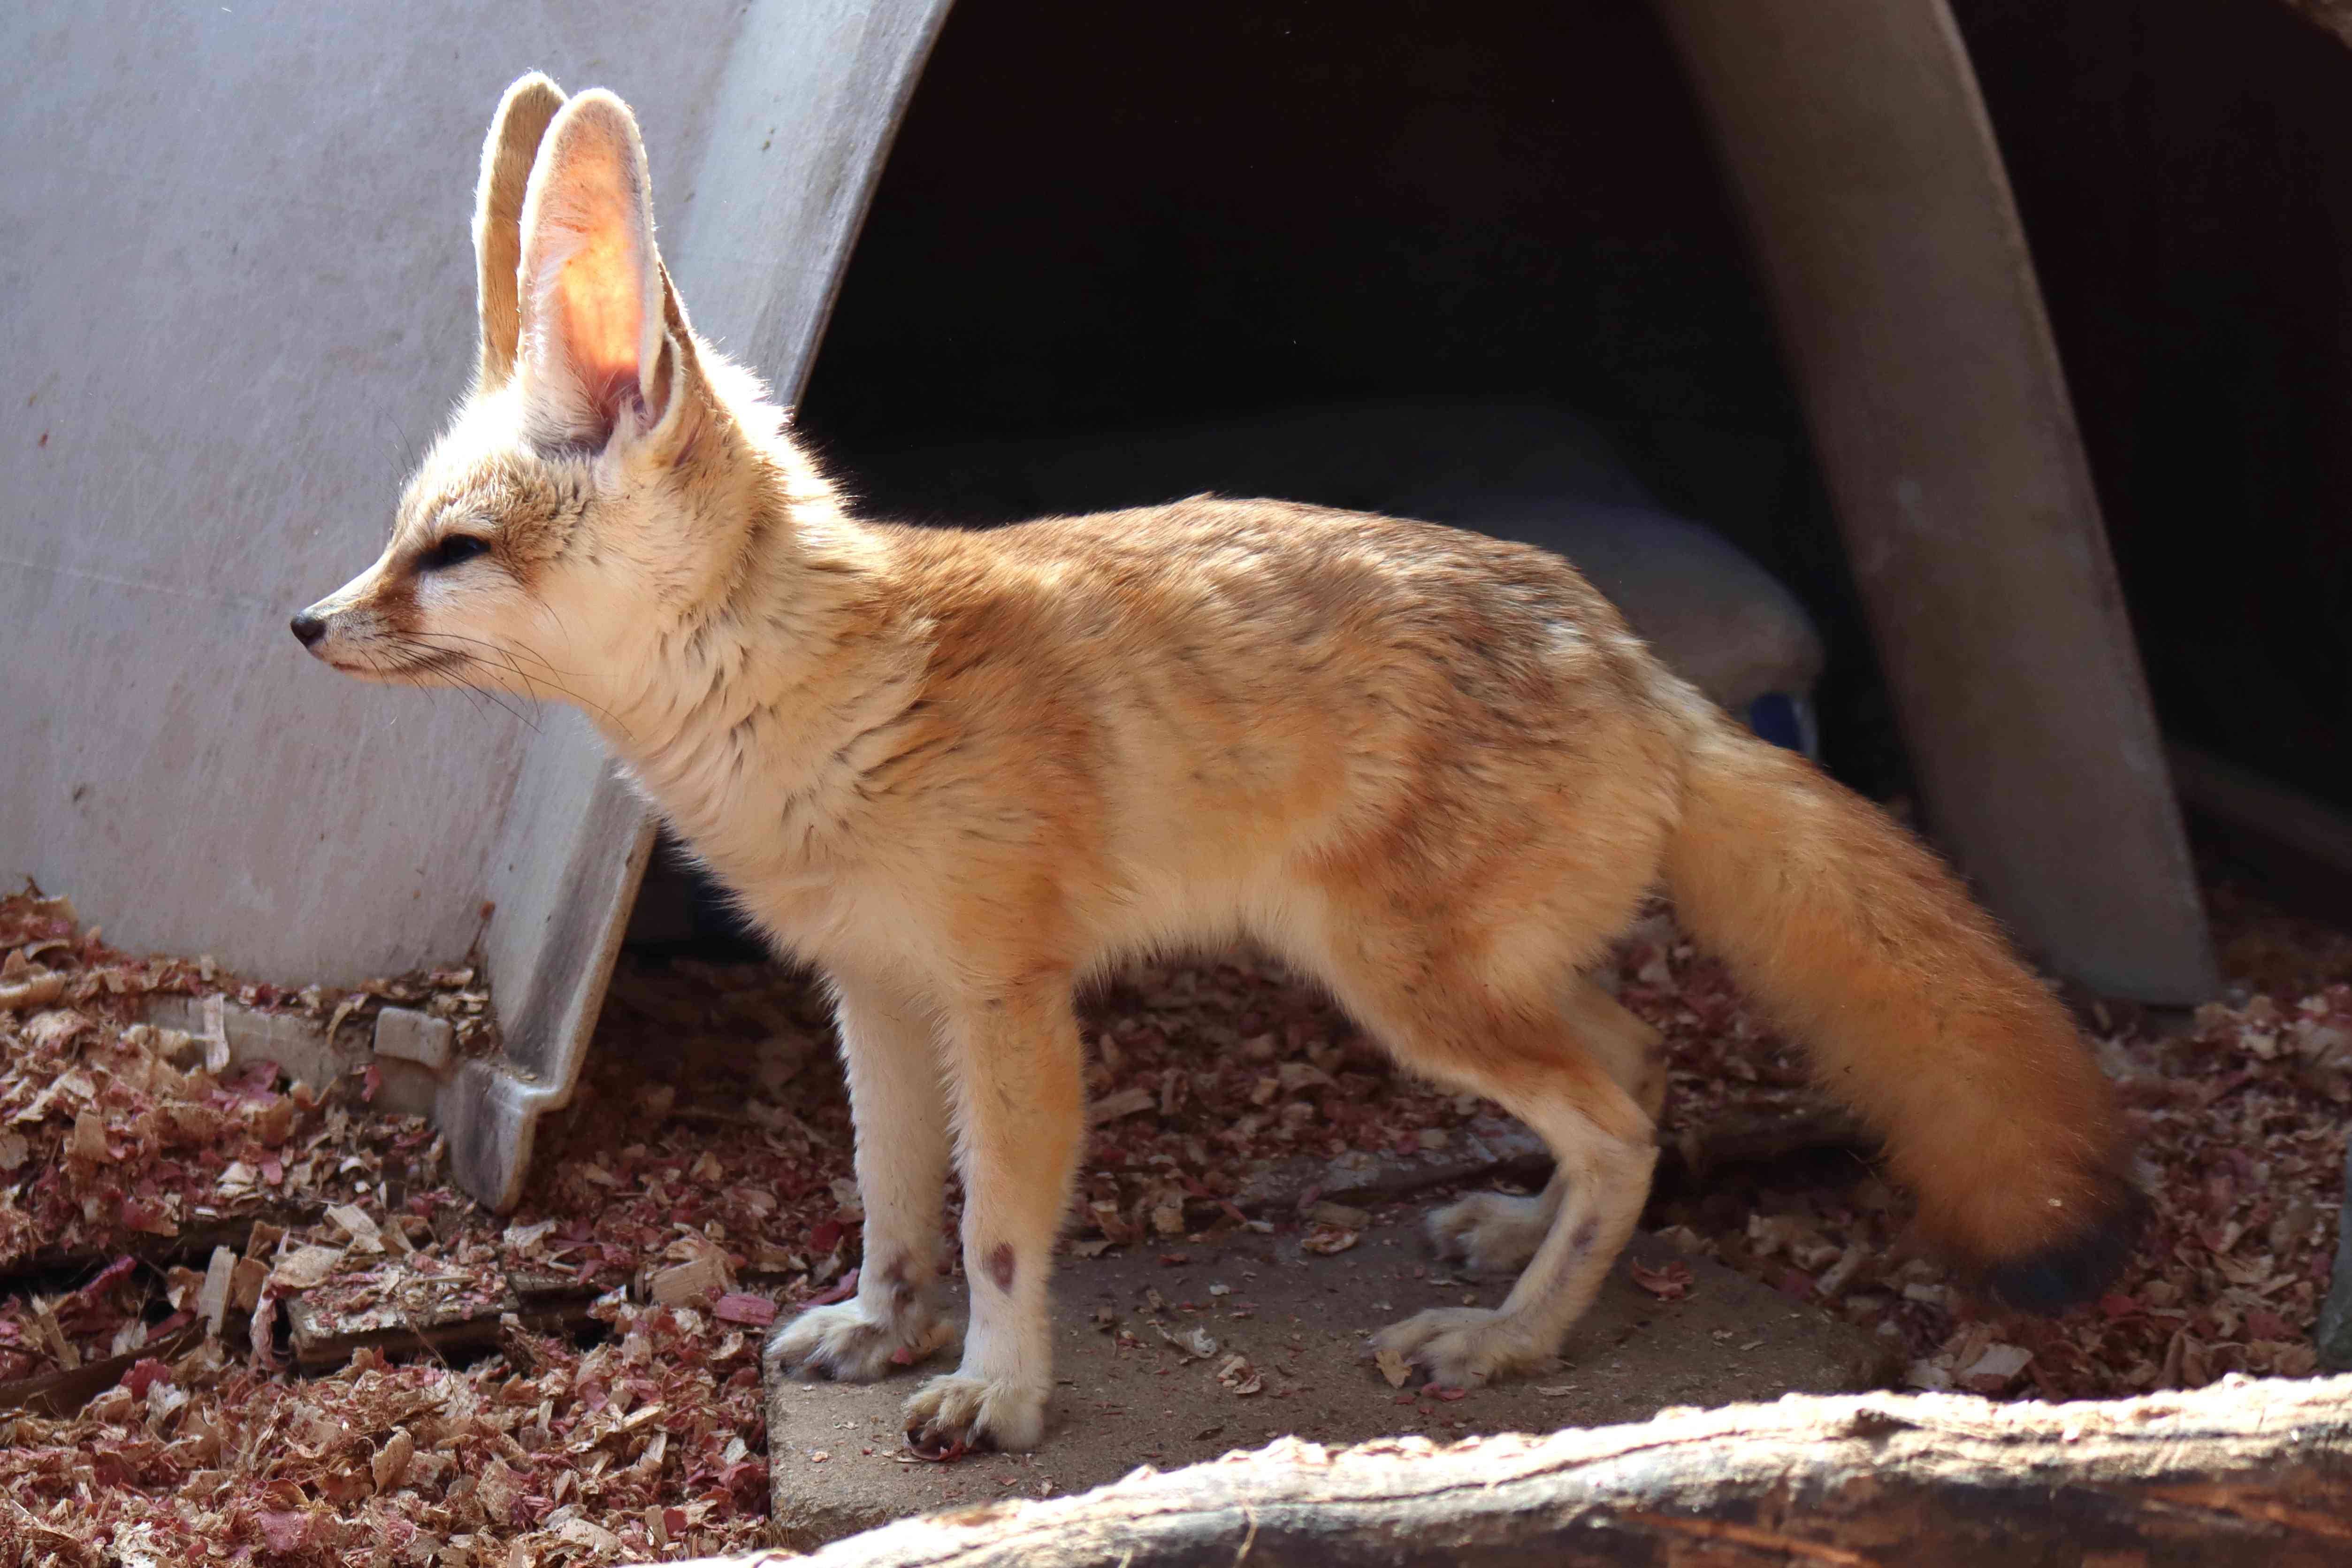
[473,72,567,393]
[512,90,696,456]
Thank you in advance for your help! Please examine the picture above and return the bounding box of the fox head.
[292,76,822,716]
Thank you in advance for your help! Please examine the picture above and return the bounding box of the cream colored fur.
[298,78,2138,1454]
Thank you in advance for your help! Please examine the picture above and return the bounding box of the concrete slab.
[764,1222,1899,1550]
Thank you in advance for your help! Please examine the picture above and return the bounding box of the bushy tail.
[1663,720,2142,1310]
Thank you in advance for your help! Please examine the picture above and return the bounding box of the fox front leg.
[768,972,955,1380]
[902,979,1085,1455]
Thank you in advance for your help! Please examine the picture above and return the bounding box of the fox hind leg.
[1428,1171,1565,1277]
[1565,977,1667,1125]
[1387,1072,1654,1388]
[1321,952,1657,1389]
[1428,977,1662,1274]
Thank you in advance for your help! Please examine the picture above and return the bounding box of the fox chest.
[624,737,894,920]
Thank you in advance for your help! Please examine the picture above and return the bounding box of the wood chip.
[556,1518,623,1553]
[0,971,65,1011]
[69,1109,108,1163]
[1275,1061,1332,1092]
[711,1292,779,1328]
[1814,1243,1870,1300]
[31,1304,77,1370]
[502,1217,557,1252]
[270,1244,346,1292]
[373,1427,414,1492]
[650,1254,726,1307]
[1089,1086,1158,1124]
[475,1456,521,1526]
[198,1245,236,1335]
[1154,1323,1218,1360]
[1629,1259,1694,1300]
[1300,1225,1359,1255]
[1963,1344,2033,1382]
[229,1257,270,1312]
[326,1204,383,1253]
[1215,1353,1264,1394]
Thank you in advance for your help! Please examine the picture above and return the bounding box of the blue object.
[1748,692,1812,754]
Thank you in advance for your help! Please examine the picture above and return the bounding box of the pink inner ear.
[555,225,645,420]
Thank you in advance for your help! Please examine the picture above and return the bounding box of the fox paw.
[768,1299,953,1383]
[1428,1191,1554,1274]
[1371,1306,1550,1391]
[903,1371,1049,1455]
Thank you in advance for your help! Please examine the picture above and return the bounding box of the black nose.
[290,611,326,647]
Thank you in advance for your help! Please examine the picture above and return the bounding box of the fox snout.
[287,582,394,669]
[290,593,356,660]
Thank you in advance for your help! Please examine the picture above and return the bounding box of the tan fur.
[297,79,2138,1453]
[474,75,566,393]
[1664,729,2129,1266]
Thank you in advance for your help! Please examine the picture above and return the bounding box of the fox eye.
[420,534,493,572]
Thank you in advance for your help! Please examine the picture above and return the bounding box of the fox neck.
[574,443,916,864]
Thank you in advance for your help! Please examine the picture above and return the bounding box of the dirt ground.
[0,875,2344,1564]
[760,1227,1894,1548]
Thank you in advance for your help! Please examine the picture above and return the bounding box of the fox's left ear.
[512,89,699,454]
[474,72,567,393]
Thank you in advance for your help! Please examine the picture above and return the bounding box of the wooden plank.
[1653,0,2219,1003]
[0,1327,202,1419]
[284,1270,602,1374]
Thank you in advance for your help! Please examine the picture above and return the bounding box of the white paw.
[1427,1191,1552,1273]
[767,1299,953,1383]
[902,1371,1049,1455]
[1371,1306,1550,1391]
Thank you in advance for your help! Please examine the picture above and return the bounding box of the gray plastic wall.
[0,3,741,982]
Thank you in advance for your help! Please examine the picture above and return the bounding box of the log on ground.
[796,1375,2352,1568]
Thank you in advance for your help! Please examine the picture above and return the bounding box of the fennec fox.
[296,77,2141,1453]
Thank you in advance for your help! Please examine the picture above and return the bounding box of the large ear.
[513,89,687,451]
[473,72,567,392]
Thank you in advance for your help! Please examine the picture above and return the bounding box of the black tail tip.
[1980,1183,2149,1314]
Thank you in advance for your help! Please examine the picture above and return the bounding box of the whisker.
[369,642,542,732]
[406,631,621,726]
[408,630,590,682]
